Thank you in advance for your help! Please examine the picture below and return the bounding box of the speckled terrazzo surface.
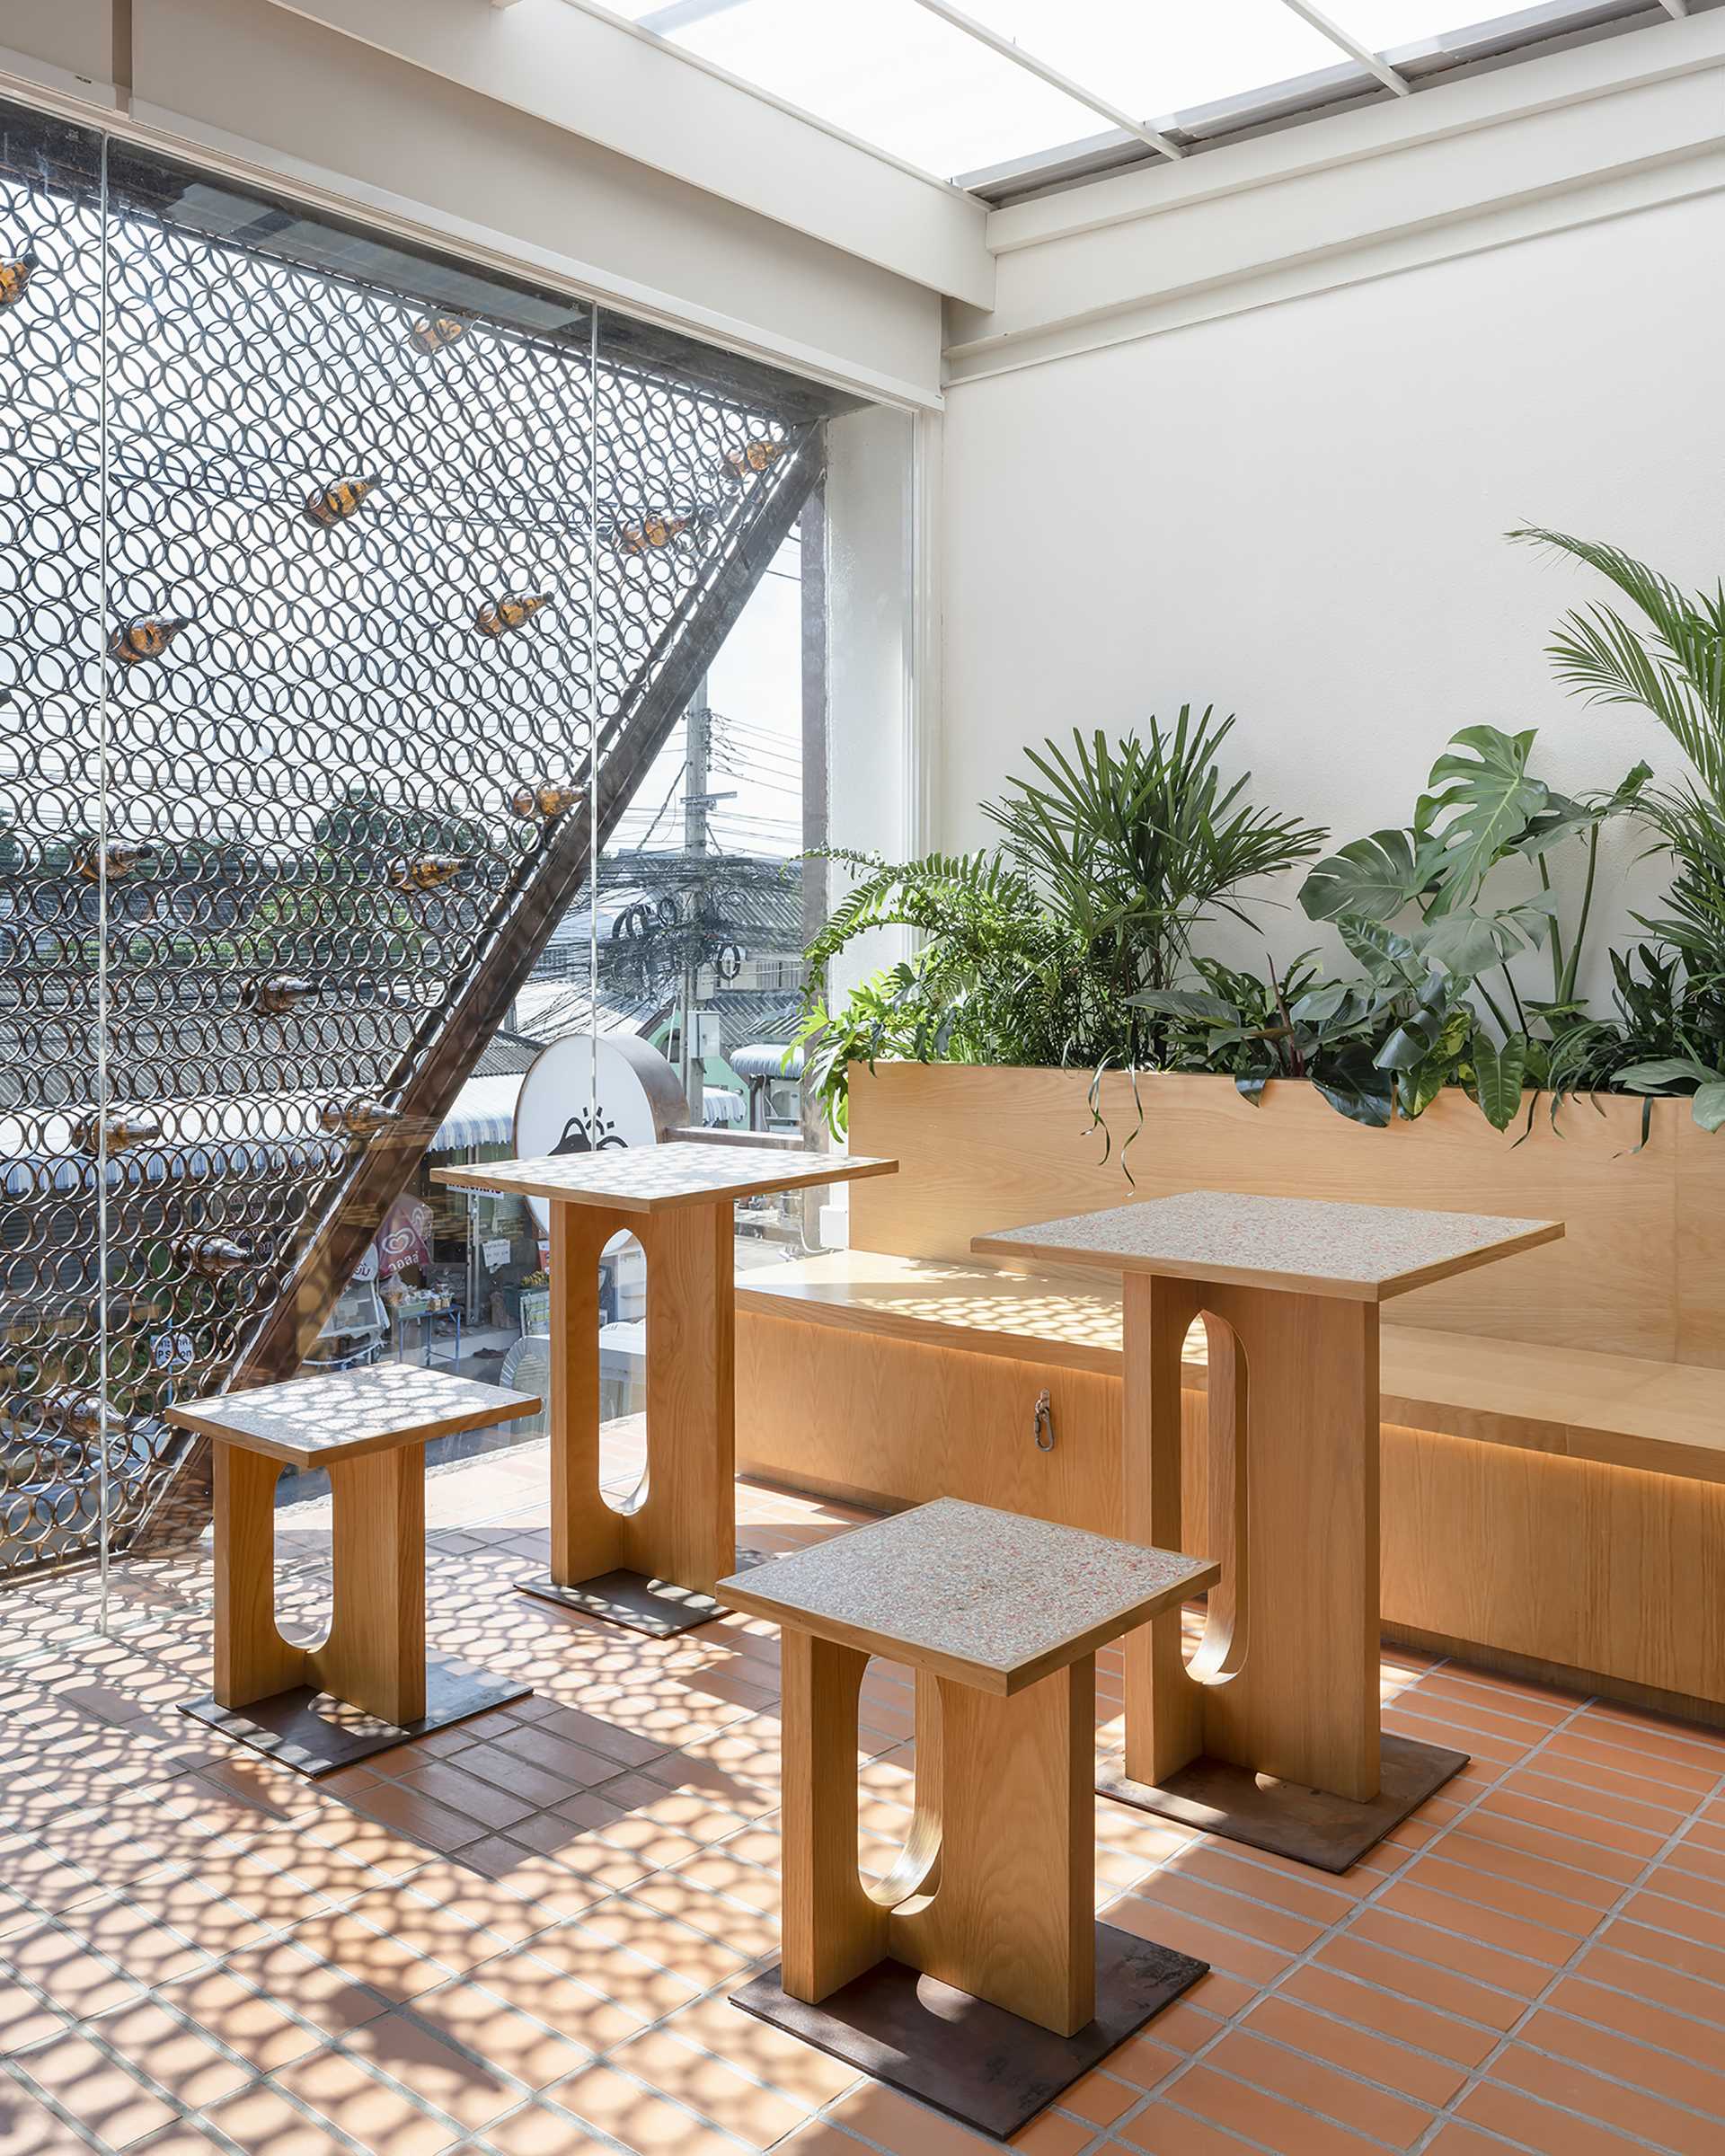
[436,1141,895,1213]
[974,1190,1562,1303]
[717,1498,1215,1679]
[167,1364,540,1466]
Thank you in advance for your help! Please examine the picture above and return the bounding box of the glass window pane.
[0,88,896,1580]
[1318,1,1596,50]
[635,0,1110,180]
[951,0,1351,123]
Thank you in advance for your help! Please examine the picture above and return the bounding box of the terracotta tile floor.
[2,1426,1723,2156]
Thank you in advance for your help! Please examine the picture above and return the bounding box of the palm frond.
[1509,526,1725,795]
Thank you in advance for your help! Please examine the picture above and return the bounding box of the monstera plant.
[1296,723,1649,1125]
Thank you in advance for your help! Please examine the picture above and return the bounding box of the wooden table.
[434,1142,896,1637]
[168,1365,540,1776]
[976,1191,1563,1870]
[720,1498,1217,2141]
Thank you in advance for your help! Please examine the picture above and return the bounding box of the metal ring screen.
[0,100,837,1578]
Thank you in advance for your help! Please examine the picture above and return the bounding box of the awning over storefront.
[731,1043,802,1082]
[430,1073,524,1153]
[703,1086,747,1127]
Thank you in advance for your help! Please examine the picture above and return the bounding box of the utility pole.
[681,685,709,1125]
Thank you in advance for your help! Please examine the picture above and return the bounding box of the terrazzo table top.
[166,1365,542,1470]
[435,1141,896,1215]
[973,1190,1562,1303]
[717,1498,1218,1694]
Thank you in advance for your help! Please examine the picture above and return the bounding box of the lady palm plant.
[1513,529,1725,798]
[983,708,1326,1061]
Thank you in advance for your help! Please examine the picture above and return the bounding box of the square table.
[434,1142,896,1636]
[975,1191,1563,1870]
[168,1364,540,1775]
[720,1499,1217,2141]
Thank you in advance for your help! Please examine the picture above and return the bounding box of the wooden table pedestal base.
[970,1196,1556,1878]
[432,1143,899,1638]
[180,1657,530,1779]
[176,1392,537,1780]
[722,1507,1216,2150]
[1099,1731,1469,1876]
[1109,1272,1471,1871]
[735,1924,1205,2143]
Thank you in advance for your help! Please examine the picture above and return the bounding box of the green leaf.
[1128,987,1236,1021]
[1520,764,1653,859]
[1508,527,1725,804]
[1287,983,1349,1026]
[1312,1074,1394,1127]
[1397,1056,1452,1120]
[1414,900,1553,979]
[1374,1023,1434,1074]
[1471,1031,1529,1130]
[1694,1083,1725,1133]
[1615,1056,1714,1091]
[1335,915,1421,981]
[1299,829,1435,923]
[1420,726,1548,906]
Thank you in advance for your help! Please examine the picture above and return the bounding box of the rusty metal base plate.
[518,1569,721,1638]
[180,1658,530,1778]
[730,1923,1208,2143]
[518,1547,769,1639]
[1098,1734,1470,1875]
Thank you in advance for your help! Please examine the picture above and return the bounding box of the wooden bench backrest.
[847,1066,1724,1369]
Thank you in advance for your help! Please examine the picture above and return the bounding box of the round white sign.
[512,1033,685,1231]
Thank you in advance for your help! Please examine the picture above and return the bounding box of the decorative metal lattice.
[0,99,835,1577]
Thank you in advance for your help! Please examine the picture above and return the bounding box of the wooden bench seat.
[735,1250,1725,1726]
[737,1250,1725,1484]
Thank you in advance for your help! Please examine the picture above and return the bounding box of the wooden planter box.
[737,1065,1725,1723]
[847,1065,1721,1366]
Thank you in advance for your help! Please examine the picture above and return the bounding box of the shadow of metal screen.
[0,98,837,1578]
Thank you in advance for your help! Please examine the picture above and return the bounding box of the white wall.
[940,37,1725,1009]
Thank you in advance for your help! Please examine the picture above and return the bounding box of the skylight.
[602,0,1685,196]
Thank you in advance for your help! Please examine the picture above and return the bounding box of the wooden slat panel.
[1676,1109,1725,1366]
[735,1311,1128,1529]
[847,1065,1684,1363]
[1381,1423,1725,1709]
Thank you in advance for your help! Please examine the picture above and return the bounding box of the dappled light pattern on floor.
[1,1429,1722,2156]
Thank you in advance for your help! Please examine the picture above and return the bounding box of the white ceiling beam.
[1278,0,1412,95]
[1659,0,1689,16]
[907,0,1186,160]
[263,0,993,303]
